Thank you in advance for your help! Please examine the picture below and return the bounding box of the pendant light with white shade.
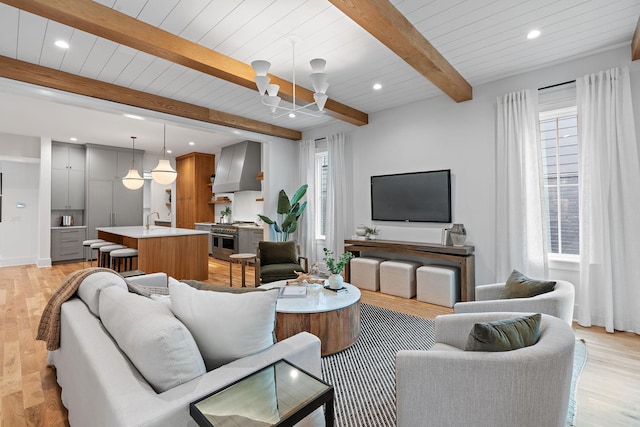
[122,136,144,190]
[151,124,177,185]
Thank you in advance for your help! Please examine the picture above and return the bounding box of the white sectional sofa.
[48,272,323,427]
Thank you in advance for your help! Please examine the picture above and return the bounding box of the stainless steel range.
[210,224,238,260]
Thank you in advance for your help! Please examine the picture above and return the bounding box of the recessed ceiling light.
[166,149,172,154]
[69,137,77,142]
[188,141,195,146]
[55,40,70,49]
[526,29,541,40]
[124,114,144,120]
[373,83,382,90]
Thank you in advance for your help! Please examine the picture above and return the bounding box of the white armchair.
[395,312,576,427]
[454,280,575,325]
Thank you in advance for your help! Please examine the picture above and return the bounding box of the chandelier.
[251,37,329,119]
[151,124,177,185]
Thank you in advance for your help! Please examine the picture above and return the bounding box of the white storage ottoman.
[416,265,459,307]
[379,260,422,298]
[350,257,385,291]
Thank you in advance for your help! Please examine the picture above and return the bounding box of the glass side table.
[190,359,334,427]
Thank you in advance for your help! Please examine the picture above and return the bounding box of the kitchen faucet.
[146,211,160,229]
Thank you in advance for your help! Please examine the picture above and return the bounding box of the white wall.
[0,160,41,266]
[303,46,640,286]
[0,133,43,266]
[261,139,299,239]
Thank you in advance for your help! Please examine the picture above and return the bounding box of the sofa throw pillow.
[181,279,268,294]
[77,271,127,317]
[126,280,170,298]
[259,241,298,265]
[169,281,278,371]
[499,270,556,299]
[465,313,542,352]
[99,286,206,393]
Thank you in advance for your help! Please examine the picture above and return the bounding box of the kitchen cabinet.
[194,223,213,255]
[87,146,141,180]
[51,143,85,210]
[176,152,215,229]
[86,145,143,240]
[238,227,263,255]
[51,227,86,262]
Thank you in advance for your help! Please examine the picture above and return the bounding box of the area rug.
[568,338,588,426]
[321,303,587,427]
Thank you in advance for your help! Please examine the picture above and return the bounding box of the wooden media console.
[344,239,476,301]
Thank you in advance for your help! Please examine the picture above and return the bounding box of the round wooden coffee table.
[260,281,361,356]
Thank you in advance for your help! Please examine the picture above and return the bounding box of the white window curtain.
[298,138,316,263]
[496,89,549,280]
[325,133,347,257]
[577,66,640,334]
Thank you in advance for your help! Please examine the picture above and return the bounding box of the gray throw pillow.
[465,313,542,352]
[499,270,556,299]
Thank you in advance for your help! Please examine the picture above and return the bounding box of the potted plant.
[365,225,379,240]
[258,184,308,241]
[323,248,354,289]
[220,206,232,223]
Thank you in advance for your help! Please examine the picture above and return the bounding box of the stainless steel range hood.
[212,140,262,193]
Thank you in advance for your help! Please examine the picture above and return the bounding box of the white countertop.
[260,281,361,314]
[194,222,263,230]
[96,226,209,239]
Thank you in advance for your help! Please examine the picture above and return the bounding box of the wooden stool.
[110,248,138,272]
[229,253,256,287]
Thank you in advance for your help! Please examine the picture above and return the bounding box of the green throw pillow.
[499,270,556,299]
[465,313,542,352]
[259,241,298,265]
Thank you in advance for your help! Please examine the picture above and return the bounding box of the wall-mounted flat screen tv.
[371,169,451,223]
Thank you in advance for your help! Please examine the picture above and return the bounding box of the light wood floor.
[1,259,638,426]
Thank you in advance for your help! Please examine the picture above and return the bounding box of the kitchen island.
[96,226,209,280]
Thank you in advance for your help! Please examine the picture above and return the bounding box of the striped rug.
[320,303,435,427]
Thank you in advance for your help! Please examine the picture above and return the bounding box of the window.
[539,107,579,255]
[315,151,328,240]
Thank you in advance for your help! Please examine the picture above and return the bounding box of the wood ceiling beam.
[632,16,640,61]
[329,0,472,103]
[0,56,301,140]
[1,0,368,126]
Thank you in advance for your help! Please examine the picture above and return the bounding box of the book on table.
[278,286,307,298]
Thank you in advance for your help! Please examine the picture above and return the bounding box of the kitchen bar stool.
[82,239,104,267]
[89,241,114,267]
[110,248,139,273]
[99,244,126,268]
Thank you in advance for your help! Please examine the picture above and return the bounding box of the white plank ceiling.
[0,0,638,156]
